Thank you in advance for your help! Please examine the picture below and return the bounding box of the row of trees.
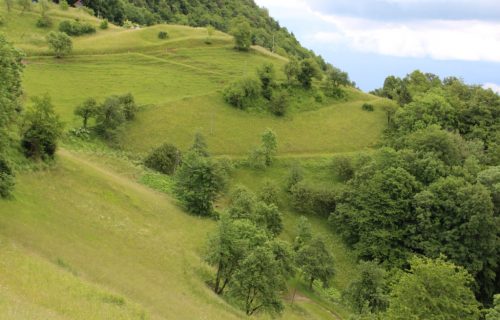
[223,59,351,116]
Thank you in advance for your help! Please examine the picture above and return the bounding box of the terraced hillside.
[0,1,393,319]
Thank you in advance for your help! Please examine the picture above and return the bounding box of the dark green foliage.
[118,93,138,121]
[36,15,52,28]
[227,185,256,220]
[477,166,500,215]
[257,63,276,100]
[296,236,335,289]
[223,77,261,109]
[385,256,480,320]
[331,155,354,182]
[343,261,388,314]
[332,167,421,267]
[46,31,72,58]
[174,151,223,216]
[59,20,96,36]
[269,90,289,117]
[297,58,321,89]
[100,19,109,30]
[361,103,374,112]
[0,158,15,199]
[290,182,337,218]
[144,143,182,175]
[74,98,98,128]
[414,177,498,303]
[284,58,300,84]
[21,96,64,161]
[0,35,24,150]
[157,31,168,39]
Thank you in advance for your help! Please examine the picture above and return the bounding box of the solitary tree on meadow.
[74,98,98,128]
[46,31,72,58]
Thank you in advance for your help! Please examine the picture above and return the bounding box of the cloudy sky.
[254,0,500,92]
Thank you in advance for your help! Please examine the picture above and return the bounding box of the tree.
[0,158,15,199]
[227,185,256,220]
[144,143,182,175]
[94,95,125,139]
[205,25,215,44]
[297,58,321,89]
[174,151,223,216]
[477,166,500,215]
[118,93,138,121]
[414,176,498,303]
[231,245,287,316]
[269,90,289,117]
[293,216,312,251]
[21,95,64,160]
[286,163,304,193]
[74,98,97,128]
[284,58,300,84]
[230,17,252,51]
[296,236,334,289]
[385,256,480,320]
[331,155,354,181]
[257,63,276,100]
[257,180,280,206]
[261,129,277,166]
[343,261,388,314]
[0,34,24,150]
[46,31,72,58]
[39,0,50,16]
[322,66,349,97]
[485,294,500,320]
[223,77,261,109]
[332,167,421,267]
[190,131,209,157]
[205,217,267,295]
[254,202,283,237]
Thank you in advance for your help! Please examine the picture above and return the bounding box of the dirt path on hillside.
[286,291,343,320]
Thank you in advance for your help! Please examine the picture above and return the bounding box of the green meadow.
[0,1,395,319]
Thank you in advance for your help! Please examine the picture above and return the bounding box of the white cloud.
[255,0,500,62]
[483,83,500,93]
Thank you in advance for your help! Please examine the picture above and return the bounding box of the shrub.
[269,91,289,116]
[99,19,109,30]
[362,103,374,111]
[59,0,69,11]
[223,77,261,109]
[0,16,4,27]
[290,182,337,218]
[47,31,72,58]
[36,15,52,28]
[21,95,64,160]
[0,158,15,199]
[331,155,355,181]
[144,143,182,175]
[59,20,96,36]
[158,31,169,39]
[247,147,266,169]
[258,180,280,206]
[122,20,134,29]
[285,163,304,192]
[118,93,138,121]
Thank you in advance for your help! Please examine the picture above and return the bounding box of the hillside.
[0,2,389,319]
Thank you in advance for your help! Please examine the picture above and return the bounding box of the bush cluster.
[362,103,374,111]
[290,182,337,218]
[157,31,169,39]
[59,20,96,36]
[100,19,109,30]
[144,143,182,175]
[0,158,15,199]
[223,77,261,109]
[36,15,52,28]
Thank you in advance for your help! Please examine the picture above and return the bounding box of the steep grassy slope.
[0,2,393,319]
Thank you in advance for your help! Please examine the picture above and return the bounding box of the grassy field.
[0,2,395,318]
